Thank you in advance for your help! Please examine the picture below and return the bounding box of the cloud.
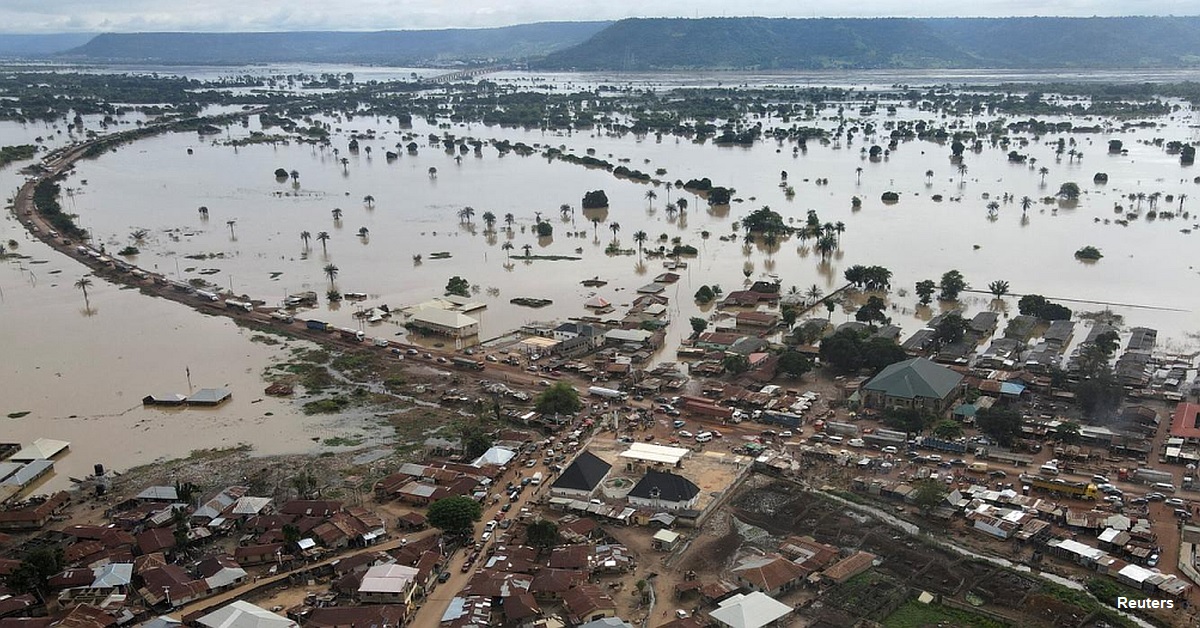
[0,0,1195,33]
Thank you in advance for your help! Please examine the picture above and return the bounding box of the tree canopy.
[1017,294,1072,321]
[938,270,967,301]
[976,406,1022,445]
[535,381,583,415]
[445,276,471,297]
[526,519,560,553]
[427,496,483,537]
[777,350,813,379]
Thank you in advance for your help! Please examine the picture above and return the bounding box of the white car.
[927,454,943,462]
[1166,498,1186,507]
[780,430,794,438]
[678,430,693,438]
[881,446,899,455]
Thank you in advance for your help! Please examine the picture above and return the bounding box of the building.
[358,563,419,606]
[709,591,792,628]
[730,554,808,596]
[861,358,964,414]
[407,307,479,338]
[196,601,297,628]
[1169,402,1200,444]
[550,451,612,499]
[627,470,700,512]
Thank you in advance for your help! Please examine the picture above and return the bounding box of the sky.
[2,0,1198,33]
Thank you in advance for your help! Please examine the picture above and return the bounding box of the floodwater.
[3,68,1200,492]
[58,81,1200,356]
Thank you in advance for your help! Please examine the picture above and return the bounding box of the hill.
[58,22,611,65]
[0,34,96,58]
[537,16,1200,70]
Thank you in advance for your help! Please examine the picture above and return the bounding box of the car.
[1147,492,1167,502]
[711,430,723,438]
[673,420,686,428]
[1103,496,1123,504]
[461,561,472,573]
[501,503,512,512]
[486,354,498,362]
[1129,497,1149,505]
[481,532,492,543]
[950,458,967,467]
[780,430,794,438]
[644,434,655,442]
[1148,554,1160,567]
[423,352,433,359]
[1166,498,1185,507]
[438,571,452,583]
[525,459,537,468]
[526,366,539,372]
[675,610,689,619]
[938,461,953,469]
[1093,474,1111,484]
[881,446,899,455]
[493,512,505,521]
[989,470,1008,478]
[485,521,497,532]
[926,454,942,462]
[678,430,693,438]
[761,430,778,438]
[905,451,920,459]
[406,348,419,355]
[1175,509,1192,519]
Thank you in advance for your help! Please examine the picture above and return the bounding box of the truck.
[270,310,295,324]
[913,436,968,454]
[224,299,253,313]
[1129,467,1175,486]
[1020,474,1100,500]
[450,357,485,371]
[588,386,627,401]
[824,421,861,437]
[306,320,331,332]
[760,410,804,428]
[194,290,220,302]
[338,328,365,342]
[968,462,989,474]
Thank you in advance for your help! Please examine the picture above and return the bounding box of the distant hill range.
[56,22,611,65]
[22,16,1200,69]
[538,16,1200,70]
[0,34,96,58]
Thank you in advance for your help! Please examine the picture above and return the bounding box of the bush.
[881,191,900,202]
[1074,245,1103,260]
[581,189,609,208]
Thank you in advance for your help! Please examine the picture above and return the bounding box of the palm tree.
[664,203,678,219]
[363,195,375,208]
[300,230,311,249]
[332,208,343,222]
[644,189,657,210]
[428,167,437,178]
[609,222,621,242]
[834,221,845,244]
[677,198,688,213]
[340,157,349,172]
[197,206,209,217]
[1038,167,1049,184]
[805,284,823,303]
[482,211,496,232]
[501,241,514,260]
[317,231,330,254]
[1020,196,1033,214]
[591,218,600,237]
[459,206,475,224]
[986,200,1000,219]
[357,227,369,238]
[924,169,934,184]
[815,233,837,259]
[855,166,863,182]
[632,230,648,257]
[226,220,236,238]
[290,169,300,184]
[522,244,532,258]
[987,280,1010,299]
[1179,193,1188,211]
[74,276,93,309]
[957,163,968,183]
[323,263,339,288]
[559,204,572,219]
[504,213,515,231]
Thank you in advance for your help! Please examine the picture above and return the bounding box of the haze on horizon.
[3,0,1199,34]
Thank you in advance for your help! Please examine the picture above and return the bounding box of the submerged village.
[4,66,1200,628]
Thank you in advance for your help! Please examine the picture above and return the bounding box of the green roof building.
[862,358,964,414]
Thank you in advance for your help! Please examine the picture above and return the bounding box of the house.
[299,605,406,628]
[196,601,297,628]
[358,563,419,607]
[550,451,612,499]
[562,584,616,625]
[730,554,807,596]
[652,529,681,551]
[407,307,480,338]
[627,471,700,512]
[139,565,207,607]
[822,551,877,584]
[709,591,792,628]
[0,492,70,530]
[861,358,964,415]
[553,323,605,350]
[1169,402,1200,444]
[195,555,247,592]
[736,311,779,328]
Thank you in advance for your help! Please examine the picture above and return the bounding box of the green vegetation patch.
[302,396,351,415]
[884,600,1009,628]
